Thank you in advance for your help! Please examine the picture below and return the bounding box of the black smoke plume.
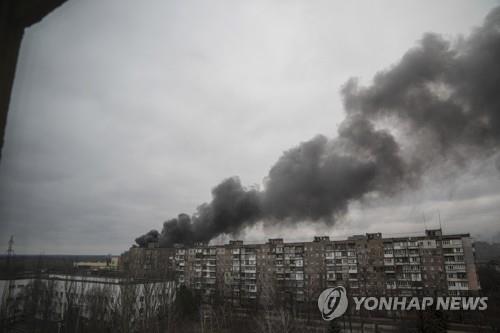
[134,230,159,247]
[135,7,500,247]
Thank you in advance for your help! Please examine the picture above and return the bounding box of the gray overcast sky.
[1,0,499,254]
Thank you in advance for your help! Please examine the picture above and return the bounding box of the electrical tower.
[6,235,14,275]
[7,235,14,255]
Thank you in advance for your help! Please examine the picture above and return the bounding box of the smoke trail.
[135,6,500,247]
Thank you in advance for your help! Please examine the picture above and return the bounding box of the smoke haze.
[135,7,500,247]
[1,0,497,254]
[137,8,500,246]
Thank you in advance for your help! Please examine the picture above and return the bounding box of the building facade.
[166,229,480,305]
[120,246,176,279]
[119,229,480,308]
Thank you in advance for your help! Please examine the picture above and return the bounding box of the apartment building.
[127,229,480,306]
[120,246,175,279]
[173,240,254,305]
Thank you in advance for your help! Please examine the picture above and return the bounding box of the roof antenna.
[422,213,427,231]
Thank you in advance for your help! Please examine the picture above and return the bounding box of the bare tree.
[255,273,299,333]
[84,283,113,333]
[0,280,23,332]
[109,278,139,333]
[137,281,163,332]
[61,277,80,333]
[156,281,176,333]
[21,277,58,333]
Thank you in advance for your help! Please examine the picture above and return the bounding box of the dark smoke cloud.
[263,133,377,221]
[343,8,500,160]
[138,179,262,247]
[134,230,159,247]
[158,213,193,247]
[136,6,500,248]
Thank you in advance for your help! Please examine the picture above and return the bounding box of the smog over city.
[1,1,500,254]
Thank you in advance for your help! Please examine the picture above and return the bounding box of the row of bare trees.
[0,275,186,333]
[4,272,492,333]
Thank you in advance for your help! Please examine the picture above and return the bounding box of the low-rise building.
[0,274,175,327]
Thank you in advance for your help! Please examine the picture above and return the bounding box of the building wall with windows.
[168,229,480,305]
[120,247,175,279]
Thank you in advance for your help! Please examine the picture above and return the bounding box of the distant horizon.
[4,227,500,257]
